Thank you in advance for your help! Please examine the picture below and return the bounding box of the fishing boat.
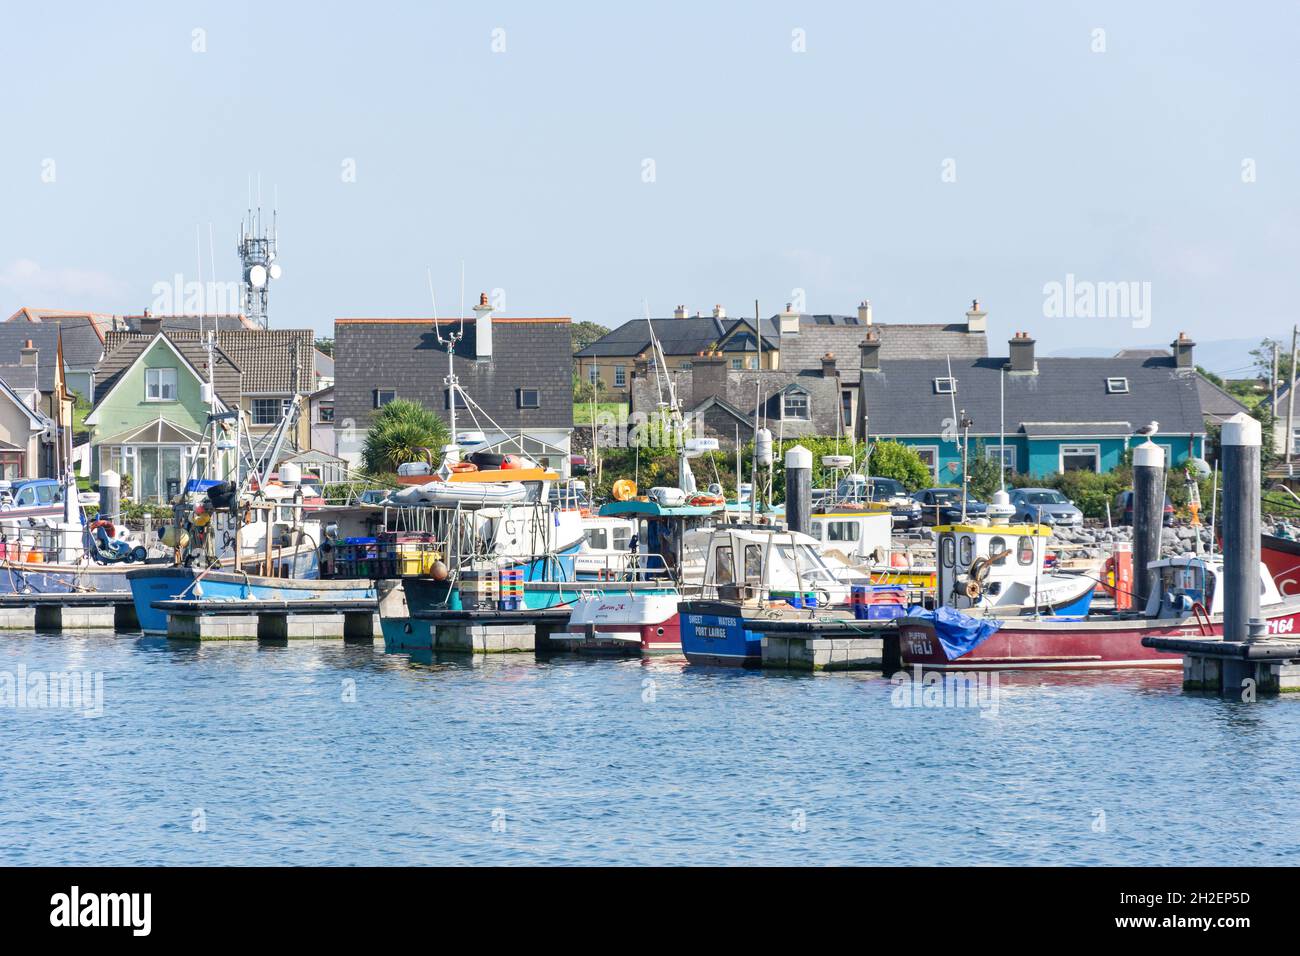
[900,552,1300,670]
[1261,526,1300,597]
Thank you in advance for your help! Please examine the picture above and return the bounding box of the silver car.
[1008,488,1083,528]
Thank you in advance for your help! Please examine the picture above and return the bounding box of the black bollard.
[785,445,812,535]
[1131,440,1165,610]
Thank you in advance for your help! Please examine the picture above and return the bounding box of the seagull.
[1135,421,1159,438]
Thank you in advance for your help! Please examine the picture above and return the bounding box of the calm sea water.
[1,630,1297,866]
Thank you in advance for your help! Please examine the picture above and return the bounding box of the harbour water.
[2,630,1298,866]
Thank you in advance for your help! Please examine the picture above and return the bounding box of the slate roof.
[5,309,106,369]
[0,364,39,393]
[576,312,987,370]
[0,324,60,392]
[94,332,242,408]
[1195,375,1251,423]
[102,329,312,394]
[334,317,573,432]
[121,314,256,332]
[859,355,1206,438]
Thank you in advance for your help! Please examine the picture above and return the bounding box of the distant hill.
[1047,337,1262,379]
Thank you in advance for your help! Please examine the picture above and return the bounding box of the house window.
[0,451,22,481]
[782,389,810,420]
[840,391,853,430]
[914,446,939,479]
[445,389,469,410]
[986,444,1016,471]
[373,389,395,408]
[517,388,540,409]
[588,365,599,386]
[1106,377,1129,394]
[1060,444,1101,473]
[614,365,626,388]
[1292,428,1300,456]
[731,359,743,370]
[145,367,177,401]
[252,398,289,425]
[933,377,956,394]
[317,403,335,424]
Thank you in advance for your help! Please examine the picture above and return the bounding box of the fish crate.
[497,567,524,611]
[376,531,442,578]
[851,584,907,620]
[458,569,499,610]
[329,536,378,578]
[769,589,820,609]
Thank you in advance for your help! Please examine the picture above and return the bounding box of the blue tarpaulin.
[905,605,1002,661]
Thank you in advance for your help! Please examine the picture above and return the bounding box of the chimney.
[20,339,37,367]
[473,291,495,360]
[139,315,162,335]
[1008,331,1036,373]
[858,300,873,326]
[779,302,800,336]
[821,352,837,377]
[691,349,728,406]
[1171,331,1195,369]
[965,298,988,333]
[858,331,881,371]
[674,305,688,319]
[712,304,726,320]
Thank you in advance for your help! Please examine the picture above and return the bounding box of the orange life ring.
[89,518,116,538]
[449,462,478,473]
[687,493,725,507]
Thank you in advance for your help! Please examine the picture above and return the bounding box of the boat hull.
[127,566,376,635]
[0,561,142,595]
[560,591,682,655]
[1261,533,1300,597]
[898,603,1300,670]
[678,601,764,667]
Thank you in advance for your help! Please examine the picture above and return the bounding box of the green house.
[85,332,241,502]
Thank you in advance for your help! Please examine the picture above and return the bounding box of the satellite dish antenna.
[248,264,268,289]
[268,263,282,280]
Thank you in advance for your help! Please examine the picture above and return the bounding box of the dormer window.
[933,377,956,394]
[782,387,810,420]
[1106,377,1129,394]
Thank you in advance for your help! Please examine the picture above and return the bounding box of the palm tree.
[361,399,450,473]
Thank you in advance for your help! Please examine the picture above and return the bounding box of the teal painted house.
[857,330,1206,483]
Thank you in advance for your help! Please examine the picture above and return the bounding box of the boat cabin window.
[988,536,1008,566]
[744,544,763,582]
[776,544,837,583]
[809,521,823,539]
[1017,536,1034,565]
[1157,564,1214,612]
[584,528,608,550]
[611,527,631,551]
[827,520,860,543]
[941,536,955,568]
[958,536,973,568]
[713,545,735,586]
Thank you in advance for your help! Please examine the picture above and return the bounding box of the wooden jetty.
[153,598,380,642]
[0,592,139,631]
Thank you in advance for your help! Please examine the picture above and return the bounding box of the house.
[0,371,53,481]
[1115,346,1251,431]
[85,331,241,502]
[0,325,75,478]
[308,385,336,454]
[333,296,574,474]
[620,300,989,443]
[6,308,112,399]
[858,331,1208,481]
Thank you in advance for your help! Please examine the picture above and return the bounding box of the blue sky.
[2,1,1296,374]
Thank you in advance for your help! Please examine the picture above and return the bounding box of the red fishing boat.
[901,553,1300,670]
[1260,531,1300,598]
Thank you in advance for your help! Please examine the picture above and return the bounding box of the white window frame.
[1292,427,1300,456]
[933,377,956,395]
[986,444,1016,471]
[373,389,395,409]
[588,365,599,385]
[613,365,626,388]
[517,388,540,409]
[781,388,810,421]
[731,359,743,370]
[1106,377,1129,394]
[1059,443,1101,473]
[913,445,939,480]
[252,397,289,426]
[145,367,178,402]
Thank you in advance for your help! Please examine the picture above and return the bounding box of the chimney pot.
[674,305,688,319]
[965,299,988,333]
[858,332,881,371]
[712,304,726,319]
[1008,331,1037,372]
[858,300,873,326]
[1170,332,1195,368]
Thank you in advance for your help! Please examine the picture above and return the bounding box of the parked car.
[1114,490,1176,527]
[912,487,988,526]
[834,475,922,528]
[1007,488,1083,528]
[0,478,63,511]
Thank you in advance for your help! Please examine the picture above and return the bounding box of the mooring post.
[1131,439,1165,609]
[99,469,120,526]
[785,445,812,535]
[1220,413,1261,643]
